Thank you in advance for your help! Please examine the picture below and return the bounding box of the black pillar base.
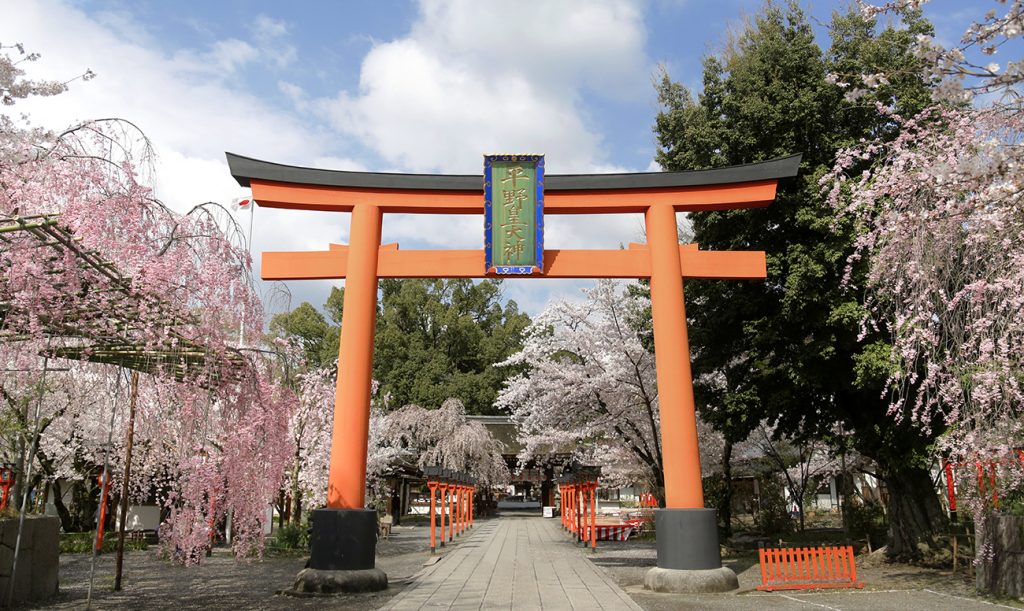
[646,508,737,593]
[309,508,379,571]
[654,508,722,570]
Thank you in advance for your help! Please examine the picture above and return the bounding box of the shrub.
[1000,487,1024,517]
[844,501,886,548]
[267,521,309,552]
[59,531,148,554]
[702,473,731,533]
[754,475,794,537]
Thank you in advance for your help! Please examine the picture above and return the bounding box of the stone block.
[308,508,378,571]
[0,547,32,607]
[0,516,59,608]
[654,508,723,570]
[30,517,59,599]
[0,519,18,551]
[978,515,1024,598]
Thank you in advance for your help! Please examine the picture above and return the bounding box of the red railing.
[757,545,863,591]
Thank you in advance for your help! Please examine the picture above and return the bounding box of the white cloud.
[177,38,259,75]
[411,0,649,100]
[3,0,662,317]
[307,0,657,308]
[317,0,651,174]
[249,15,296,68]
[253,15,289,39]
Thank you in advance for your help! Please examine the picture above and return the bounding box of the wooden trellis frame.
[0,213,247,384]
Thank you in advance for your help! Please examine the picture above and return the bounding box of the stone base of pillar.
[290,567,388,594]
[644,566,738,593]
[644,508,737,593]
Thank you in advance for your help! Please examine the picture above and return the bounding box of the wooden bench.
[757,544,863,591]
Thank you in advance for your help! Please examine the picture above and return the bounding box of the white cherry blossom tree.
[497,279,722,503]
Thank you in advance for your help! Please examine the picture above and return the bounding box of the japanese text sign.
[484,154,544,274]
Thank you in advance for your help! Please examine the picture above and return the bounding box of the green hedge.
[59,531,148,554]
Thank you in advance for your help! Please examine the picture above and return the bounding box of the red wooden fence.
[757,545,863,591]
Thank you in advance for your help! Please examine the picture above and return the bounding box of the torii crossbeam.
[228,152,800,592]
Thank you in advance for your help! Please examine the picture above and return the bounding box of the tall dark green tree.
[373,278,531,415]
[654,2,945,559]
[271,279,530,415]
[269,301,335,368]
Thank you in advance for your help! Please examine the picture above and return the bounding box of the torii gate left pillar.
[228,152,800,594]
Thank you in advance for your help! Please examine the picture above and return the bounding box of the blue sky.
[2,0,991,317]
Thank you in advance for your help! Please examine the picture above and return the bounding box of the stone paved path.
[381,516,641,610]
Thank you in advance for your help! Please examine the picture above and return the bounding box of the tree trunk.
[390,487,401,524]
[289,458,302,525]
[652,467,666,507]
[881,461,948,560]
[277,490,286,528]
[541,466,554,508]
[50,480,72,531]
[720,440,733,538]
[837,470,854,535]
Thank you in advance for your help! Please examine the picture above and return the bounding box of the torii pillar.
[227,152,800,594]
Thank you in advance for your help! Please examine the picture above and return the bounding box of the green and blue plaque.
[485,154,544,275]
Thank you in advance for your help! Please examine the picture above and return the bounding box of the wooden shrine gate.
[227,152,800,593]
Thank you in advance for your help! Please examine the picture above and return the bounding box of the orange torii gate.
[227,152,800,594]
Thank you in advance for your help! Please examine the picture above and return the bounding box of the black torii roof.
[226,153,802,192]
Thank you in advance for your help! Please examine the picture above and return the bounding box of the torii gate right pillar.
[647,203,704,509]
[645,202,738,592]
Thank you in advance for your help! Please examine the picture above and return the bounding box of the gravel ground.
[26,519,449,610]
[586,537,1024,610]
[22,519,1024,610]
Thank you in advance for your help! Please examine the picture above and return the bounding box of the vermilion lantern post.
[453,473,461,538]
[578,477,586,545]
[95,470,113,552]
[557,483,563,529]
[453,472,463,538]
[424,466,441,553]
[463,479,469,532]
[445,469,455,544]
[570,481,577,537]
[469,479,475,528]
[459,477,466,536]
[438,473,449,548]
[0,464,15,510]
[588,468,601,552]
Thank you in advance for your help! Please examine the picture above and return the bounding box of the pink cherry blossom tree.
[826,1,1024,563]
[857,0,1023,105]
[1,45,293,563]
